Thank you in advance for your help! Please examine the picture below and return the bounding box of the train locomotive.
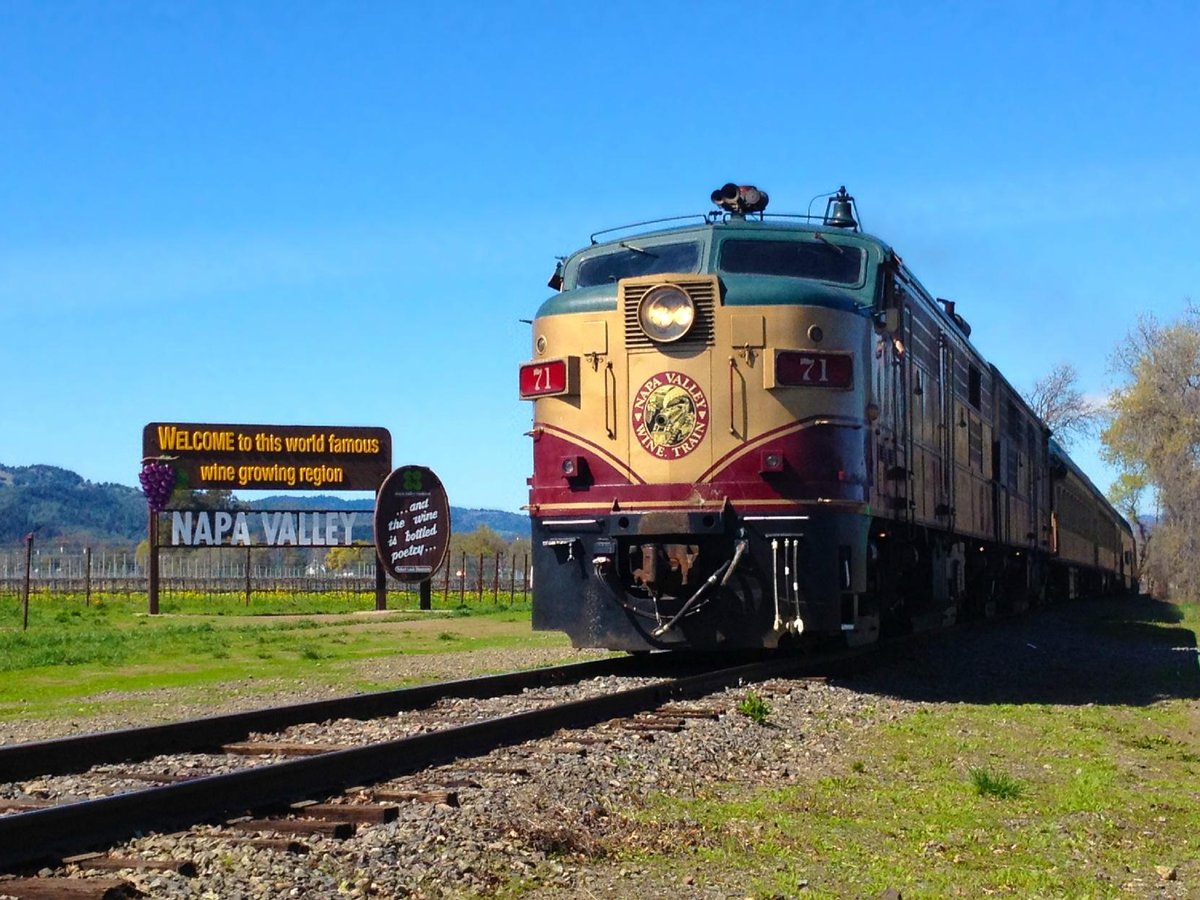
[519,184,1135,652]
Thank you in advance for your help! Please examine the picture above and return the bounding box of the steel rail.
[0,654,830,871]
[0,656,647,783]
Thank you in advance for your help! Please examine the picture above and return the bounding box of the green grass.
[736,690,772,725]
[618,703,1199,897]
[968,766,1023,799]
[0,588,536,618]
[0,593,577,722]
[585,600,1200,898]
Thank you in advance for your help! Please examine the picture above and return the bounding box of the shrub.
[737,691,771,725]
[969,767,1022,800]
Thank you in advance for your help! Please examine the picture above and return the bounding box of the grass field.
[0,593,575,724]
[3,593,1197,896]
[598,598,1200,898]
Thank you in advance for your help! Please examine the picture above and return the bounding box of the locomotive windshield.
[575,240,702,288]
[719,238,865,285]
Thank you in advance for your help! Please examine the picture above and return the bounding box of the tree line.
[1026,304,1199,602]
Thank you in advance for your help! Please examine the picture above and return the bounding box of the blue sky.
[1,1,1196,513]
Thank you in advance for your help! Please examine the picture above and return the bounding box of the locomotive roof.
[545,209,1000,357]
[541,215,895,318]
[547,213,989,355]
[582,212,894,252]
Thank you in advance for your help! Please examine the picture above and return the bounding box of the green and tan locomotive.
[519,184,1135,652]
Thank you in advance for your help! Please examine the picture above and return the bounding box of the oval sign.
[631,370,709,459]
[373,466,451,583]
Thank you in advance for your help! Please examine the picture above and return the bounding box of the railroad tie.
[220,741,343,756]
[417,776,481,789]
[221,836,310,855]
[621,715,686,732]
[553,734,611,745]
[63,853,197,877]
[0,876,137,899]
[294,803,400,824]
[466,765,531,778]
[228,817,355,839]
[372,788,459,807]
[656,704,722,719]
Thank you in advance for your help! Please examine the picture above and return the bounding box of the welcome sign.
[142,422,392,491]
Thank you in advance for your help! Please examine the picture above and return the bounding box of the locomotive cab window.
[574,241,703,288]
[718,238,865,286]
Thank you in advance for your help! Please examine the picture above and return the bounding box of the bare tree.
[1024,363,1102,448]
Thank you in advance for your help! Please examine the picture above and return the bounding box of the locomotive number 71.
[772,350,853,389]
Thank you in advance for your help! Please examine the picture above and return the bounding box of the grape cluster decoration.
[139,459,178,514]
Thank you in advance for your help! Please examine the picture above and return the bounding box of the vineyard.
[0,542,531,611]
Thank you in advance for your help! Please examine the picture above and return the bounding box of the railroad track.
[0,655,639,782]
[0,650,867,880]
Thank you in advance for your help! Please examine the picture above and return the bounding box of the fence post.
[22,533,34,631]
[459,552,466,606]
[508,554,516,601]
[523,553,530,600]
[244,545,252,606]
[374,554,387,611]
[148,509,160,616]
[492,552,501,602]
[477,552,484,604]
[442,557,451,601]
[84,547,92,606]
[419,578,432,611]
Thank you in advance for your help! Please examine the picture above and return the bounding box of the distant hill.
[0,464,146,544]
[0,464,529,545]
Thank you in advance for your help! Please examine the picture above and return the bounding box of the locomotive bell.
[823,186,858,229]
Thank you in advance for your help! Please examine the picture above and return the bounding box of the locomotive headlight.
[637,285,695,343]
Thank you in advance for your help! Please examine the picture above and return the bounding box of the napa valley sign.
[140,421,392,615]
[143,422,392,491]
[168,509,367,547]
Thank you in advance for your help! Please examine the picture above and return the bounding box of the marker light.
[561,456,585,479]
[760,451,785,473]
[637,285,696,343]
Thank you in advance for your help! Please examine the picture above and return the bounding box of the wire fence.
[0,543,530,610]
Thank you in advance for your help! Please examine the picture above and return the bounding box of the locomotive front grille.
[622,277,717,351]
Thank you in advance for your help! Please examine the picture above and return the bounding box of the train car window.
[574,241,702,287]
[718,239,865,285]
[968,365,982,409]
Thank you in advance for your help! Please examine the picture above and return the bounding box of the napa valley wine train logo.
[632,371,709,459]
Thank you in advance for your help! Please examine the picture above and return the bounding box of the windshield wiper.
[813,233,845,255]
[620,241,658,257]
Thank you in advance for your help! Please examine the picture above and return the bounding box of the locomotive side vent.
[623,277,717,350]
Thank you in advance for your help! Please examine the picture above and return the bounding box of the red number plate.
[775,351,853,388]
[519,359,570,398]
